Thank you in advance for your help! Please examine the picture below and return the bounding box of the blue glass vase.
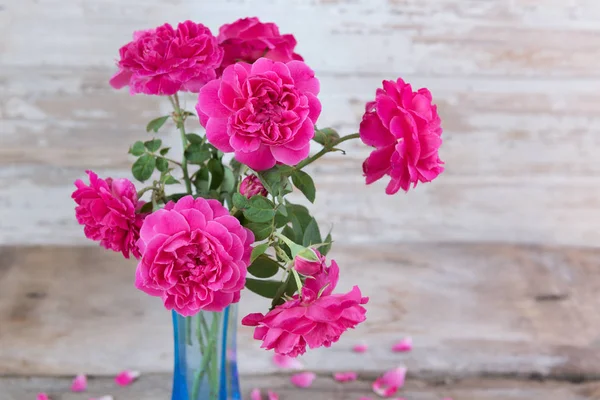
[171,305,241,400]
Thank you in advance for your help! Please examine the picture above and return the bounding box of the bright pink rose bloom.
[293,249,325,276]
[360,78,444,194]
[72,170,145,259]
[217,17,302,74]
[239,175,268,198]
[196,58,321,170]
[135,195,254,315]
[110,21,223,95]
[242,258,368,357]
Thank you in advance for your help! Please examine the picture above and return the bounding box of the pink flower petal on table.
[115,369,141,386]
[290,371,316,388]
[250,388,262,400]
[267,390,280,400]
[71,374,88,392]
[272,354,303,370]
[372,367,406,398]
[89,396,114,400]
[359,397,374,400]
[333,371,358,382]
[391,337,413,353]
[353,343,369,353]
[37,394,50,400]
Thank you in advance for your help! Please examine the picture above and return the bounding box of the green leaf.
[146,116,170,133]
[302,218,322,247]
[144,139,162,152]
[320,232,333,255]
[166,193,188,202]
[244,222,273,241]
[156,157,169,172]
[220,167,235,193]
[287,203,312,242]
[230,158,243,176]
[232,192,250,209]
[291,170,316,203]
[193,167,210,195]
[162,175,180,185]
[132,154,156,182]
[277,204,288,217]
[139,202,154,214]
[208,159,224,191]
[186,133,204,144]
[274,213,288,228]
[243,196,276,223]
[129,141,145,156]
[159,147,170,156]
[258,166,293,197]
[250,242,270,263]
[280,225,296,257]
[245,278,282,299]
[185,143,211,165]
[248,255,280,278]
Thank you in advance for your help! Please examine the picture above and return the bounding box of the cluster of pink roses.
[72,16,444,357]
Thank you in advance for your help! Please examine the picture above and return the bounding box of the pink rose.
[196,58,321,170]
[217,17,303,75]
[360,78,444,194]
[135,195,254,315]
[239,175,268,198]
[242,259,368,357]
[110,21,223,95]
[72,170,145,259]
[293,249,325,276]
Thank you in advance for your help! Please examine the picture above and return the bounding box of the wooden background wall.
[2,1,600,396]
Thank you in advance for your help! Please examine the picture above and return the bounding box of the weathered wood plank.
[2,375,600,400]
[2,244,600,378]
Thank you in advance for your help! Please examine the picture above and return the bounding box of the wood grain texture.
[3,375,600,400]
[2,1,600,246]
[2,244,600,378]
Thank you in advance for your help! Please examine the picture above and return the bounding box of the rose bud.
[240,175,268,198]
[293,248,325,276]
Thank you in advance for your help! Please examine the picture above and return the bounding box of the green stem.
[295,132,360,170]
[185,317,193,346]
[208,313,221,400]
[170,94,193,195]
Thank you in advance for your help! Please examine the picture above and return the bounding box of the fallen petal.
[359,397,374,400]
[71,374,88,392]
[115,369,141,386]
[391,337,413,353]
[372,367,406,398]
[267,390,280,400]
[250,388,262,400]
[89,396,114,400]
[352,343,369,353]
[272,354,303,370]
[333,371,358,382]
[37,394,50,400]
[290,371,316,388]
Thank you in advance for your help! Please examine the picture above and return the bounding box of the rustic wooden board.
[3,0,600,246]
[3,375,600,400]
[2,244,600,378]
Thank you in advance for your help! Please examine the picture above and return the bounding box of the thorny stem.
[170,94,193,195]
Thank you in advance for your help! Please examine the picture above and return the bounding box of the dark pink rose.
[134,195,254,315]
[360,78,444,194]
[217,17,302,75]
[239,175,268,198]
[110,21,223,95]
[196,58,321,170]
[72,170,145,259]
[293,249,325,276]
[242,259,369,357]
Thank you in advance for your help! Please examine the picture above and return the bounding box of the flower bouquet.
[72,17,443,400]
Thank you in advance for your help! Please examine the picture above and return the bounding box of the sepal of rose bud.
[313,127,340,147]
[294,248,325,276]
[240,175,268,199]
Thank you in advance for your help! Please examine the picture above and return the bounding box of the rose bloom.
[293,249,325,276]
[196,58,321,170]
[242,258,368,357]
[239,175,268,198]
[110,20,223,95]
[217,17,302,74]
[360,78,444,194]
[72,170,145,259]
[135,195,254,315]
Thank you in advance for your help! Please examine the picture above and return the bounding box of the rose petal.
[272,354,304,370]
[250,388,262,400]
[372,367,406,398]
[290,371,316,388]
[333,371,358,382]
[359,397,374,400]
[37,394,50,400]
[267,390,280,400]
[391,337,413,353]
[71,374,88,392]
[114,369,141,386]
[353,343,369,353]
